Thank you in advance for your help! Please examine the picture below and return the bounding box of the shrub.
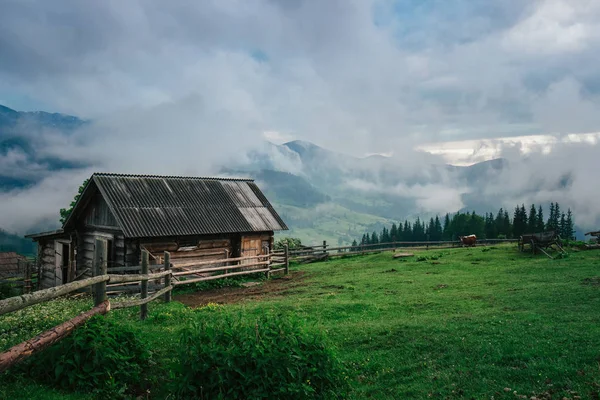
[20,315,150,398]
[274,237,303,251]
[173,312,347,399]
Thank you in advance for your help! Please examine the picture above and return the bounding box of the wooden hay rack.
[518,230,566,259]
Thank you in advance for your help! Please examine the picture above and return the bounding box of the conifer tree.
[528,204,537,233]
[536,205,544,232]
[442,213,451,240]
[433,216,443,241]
[371,231,379,245]
[565,209,574,240]
[390,223,398,242]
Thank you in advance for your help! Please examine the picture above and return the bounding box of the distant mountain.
[0,229,36,255]
[224,140,513,244]
[0,104,88,189]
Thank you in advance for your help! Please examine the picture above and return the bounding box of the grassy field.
[2,244,600,399]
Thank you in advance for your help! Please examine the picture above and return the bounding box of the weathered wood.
[172,254,270,269]
[93,239,108,306]
[0,300,110,373]
[284,244,289,275]
[111,286,173,310]
[164,252,171,303]
[107,265,163,273]
[0,275,109,316]
[174,268,270,286]
[23,261,32,294]
[393,253,414,258]
[171,261,270,277]
[140,251,148,320]
[269,267,285,274]
[169,249,230,259]
[107,270,172,284]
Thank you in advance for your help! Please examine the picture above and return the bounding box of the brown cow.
[459,234,477,247]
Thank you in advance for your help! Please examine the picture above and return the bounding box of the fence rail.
[0,238,287,373]
[274,238,519,263]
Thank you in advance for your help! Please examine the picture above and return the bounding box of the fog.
[1,0,600,235]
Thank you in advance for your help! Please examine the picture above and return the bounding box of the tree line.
[352,202,575,247]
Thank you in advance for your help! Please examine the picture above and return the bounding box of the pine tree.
[536,205,544,232]
[433,216,443,241]
[565,209,574,240]
[528,204,537,233]
[443,213,451,240]
[351,239,358,251]
[503,210,511,238]
[390,223,398,242]
[547,202,555,232]
[427,218,435,240]
[365,233,371,245]
[371,231,379,245]
[403,220,411,241]
[554,203,561,232]
[559,212,566,238]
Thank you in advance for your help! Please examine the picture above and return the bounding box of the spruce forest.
[354,202,575,247]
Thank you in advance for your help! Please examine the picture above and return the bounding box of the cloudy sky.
[1,0,600,233]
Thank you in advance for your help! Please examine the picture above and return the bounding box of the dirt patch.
[175,271,307,308]
[434,284,448,290]
[382,268,397,273]
[581,277,600,287]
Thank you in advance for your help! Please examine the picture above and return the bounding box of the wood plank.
[0,301,110,373]
[172,261,269,276]
[174,268,270,286]
[111,286,173,309]
[0,275,110,316]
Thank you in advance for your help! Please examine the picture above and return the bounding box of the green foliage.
[59,179,88,224]
[20,315,150,398]
[274,237,303,250]
[175,274,267,295]
[0,297,92,351]
[356,202,577,245]
[173,312,348,399]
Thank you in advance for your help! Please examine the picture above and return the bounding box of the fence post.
[323,240,327,255]
[24,261,32,294]
[265,254,271,280]
[224,249,229,275]
[163,251,171,303]
[140,250,149,320]
[93,239,107,306]
[284,244,289,275]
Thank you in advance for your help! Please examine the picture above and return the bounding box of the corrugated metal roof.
[89,173,287,238]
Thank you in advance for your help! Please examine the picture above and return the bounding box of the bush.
[173,312,347,399]
[274,237,303,251]
[20,315,150,398]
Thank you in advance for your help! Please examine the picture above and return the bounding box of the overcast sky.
[1,0,600,234]
[2,0,600,153]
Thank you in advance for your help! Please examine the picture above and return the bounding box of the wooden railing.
[0,238,288,373]
[272,238,519,263]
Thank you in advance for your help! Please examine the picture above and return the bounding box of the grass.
[2,244,600,399]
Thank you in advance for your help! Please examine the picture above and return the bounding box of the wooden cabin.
[26,173,288,289]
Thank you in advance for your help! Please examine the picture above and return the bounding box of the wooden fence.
[0,259,37,297]
[274,238,520,263]
[0,238,288,373]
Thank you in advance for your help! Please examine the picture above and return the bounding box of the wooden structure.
[26,173,287,289]
[585,231,600,242]
[0,238,291,373]
[0,252,27,278]
[518,231,566,259]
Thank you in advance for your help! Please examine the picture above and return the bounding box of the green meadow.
[2,244,599,399]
